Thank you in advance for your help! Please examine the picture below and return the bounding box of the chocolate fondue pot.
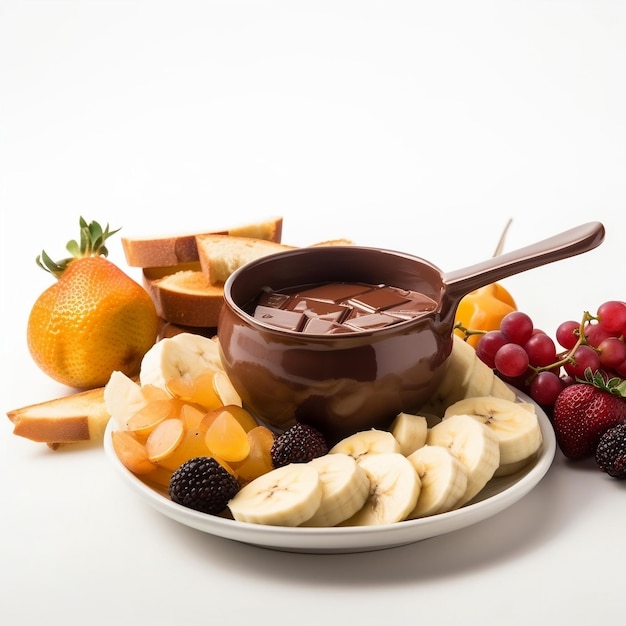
[218,222,604,443]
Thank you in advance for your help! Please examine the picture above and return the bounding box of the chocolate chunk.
[253,305,305,331]
[257,291,290,309]
[348,286,409,312]
[286,298,349,322]
[301,318,354,334]
[343,312,401,331]
[296,283,373,303]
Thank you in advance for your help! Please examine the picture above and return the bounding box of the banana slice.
[443,396,543,471]
[390,412,428,456]
[489,373,517,402]
[329,428,400,461]
[228,463,322,526]
[427,413,500,505]
[139,332,224,390]
[421,335,477,417]
[104,370,147,428]
[340,453,421,526]
[406,445,469,518]
[300,453,370,527]
[463,354,496,400]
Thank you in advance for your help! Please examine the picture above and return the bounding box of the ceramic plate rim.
[103,387,556,554]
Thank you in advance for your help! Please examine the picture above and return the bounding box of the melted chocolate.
[250,282,437,334]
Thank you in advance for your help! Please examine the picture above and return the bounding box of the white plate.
[103,390,556,554]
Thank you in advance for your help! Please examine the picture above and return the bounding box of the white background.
[1,1,625,624]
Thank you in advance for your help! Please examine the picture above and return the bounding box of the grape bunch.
[473,300,626,410]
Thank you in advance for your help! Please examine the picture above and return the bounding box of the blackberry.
[270,422,328,467]
[595,423,626,478]
[169,457,240,514]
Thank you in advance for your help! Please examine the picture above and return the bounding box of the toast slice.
[195,235,354,286]
[121,216,283,267]
[196,234,294,285]
[148,269,225,328]
[7,386,110,447]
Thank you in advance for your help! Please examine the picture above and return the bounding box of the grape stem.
[533,311,596,376]
[453,322,485,341]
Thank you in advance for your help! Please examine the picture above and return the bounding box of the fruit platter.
[6,216,626,554]
[102,387,556,553]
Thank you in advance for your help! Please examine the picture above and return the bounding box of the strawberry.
[552,377,626,460]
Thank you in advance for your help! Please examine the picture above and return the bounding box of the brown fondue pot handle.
[439,221,605,323]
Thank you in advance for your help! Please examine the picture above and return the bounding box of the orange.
[454,283,517,348]
[27,218,159,389]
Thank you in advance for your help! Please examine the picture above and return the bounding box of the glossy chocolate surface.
[249,282,437,335]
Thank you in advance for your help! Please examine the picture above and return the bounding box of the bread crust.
[7,386,108,444]
[121,217,283,267]
[148,270,225,327]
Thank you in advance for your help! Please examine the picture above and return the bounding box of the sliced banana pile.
[227,335,544,528]
[420,334,517,417]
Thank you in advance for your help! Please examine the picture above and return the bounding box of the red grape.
[597,336,626,369]
[597,300,626,334]
[476,330,509,369]
[584,322,614,348]
[524,332,557,367]
[529,371,564,406]
[555,320,579,350]
[563,344,601,379]
[494,343,530,378]
[500,311,534,345]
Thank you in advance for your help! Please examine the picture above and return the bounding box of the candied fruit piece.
[179,403,206,430]
[233,426,275,483]
[111,430,157,475]
[222,405,259,433]
[148,408,216,472]
[141,384,171,403]
[213,371,242,407]
[166,370,223,411]
[146,418,185,464]
[126,399,176,437]
[205,410,250,463]
[165,376,194,401]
